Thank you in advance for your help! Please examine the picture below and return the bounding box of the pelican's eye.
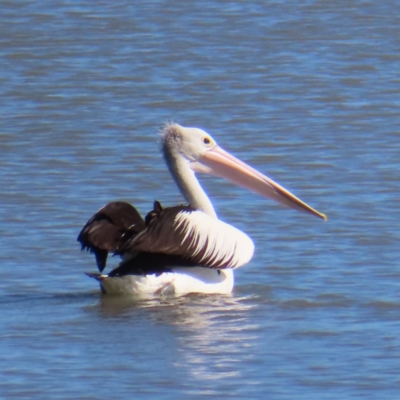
[203,137,212,146]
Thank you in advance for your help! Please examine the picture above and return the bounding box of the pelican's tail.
[85,272,108,281]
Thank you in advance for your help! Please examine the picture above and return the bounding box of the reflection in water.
[95,293,260,382]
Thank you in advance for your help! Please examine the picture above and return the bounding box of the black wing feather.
[108,251,199,277]
[77,201,145,272]
[117,204,197,256]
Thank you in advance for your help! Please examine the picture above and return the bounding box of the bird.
[78,122,326,297]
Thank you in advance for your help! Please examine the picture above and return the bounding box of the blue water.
[1,1,400,399]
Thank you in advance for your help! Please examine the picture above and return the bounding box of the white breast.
[97,268,234,297]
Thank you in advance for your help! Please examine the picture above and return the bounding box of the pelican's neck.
[164,149,217,219]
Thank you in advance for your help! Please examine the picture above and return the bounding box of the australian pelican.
[78,123,326,296]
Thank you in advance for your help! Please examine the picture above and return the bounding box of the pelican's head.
[161,122,217,162]
[161,122,327,221]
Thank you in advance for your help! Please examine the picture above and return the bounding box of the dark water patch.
[0,291,98,306]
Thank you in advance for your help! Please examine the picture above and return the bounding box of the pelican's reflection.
[94,291,261,381]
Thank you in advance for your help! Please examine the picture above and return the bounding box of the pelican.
[78,123,326,296]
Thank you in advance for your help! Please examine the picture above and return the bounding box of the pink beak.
[191,145,327,221]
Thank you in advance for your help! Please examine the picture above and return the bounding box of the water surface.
[1,1,400,399]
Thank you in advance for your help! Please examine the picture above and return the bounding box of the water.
[1,1,400,398]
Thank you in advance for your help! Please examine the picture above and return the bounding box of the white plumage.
[99,268,234,297]
[173,211,254,269]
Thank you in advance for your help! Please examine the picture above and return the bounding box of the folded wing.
[114,204,254,275]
